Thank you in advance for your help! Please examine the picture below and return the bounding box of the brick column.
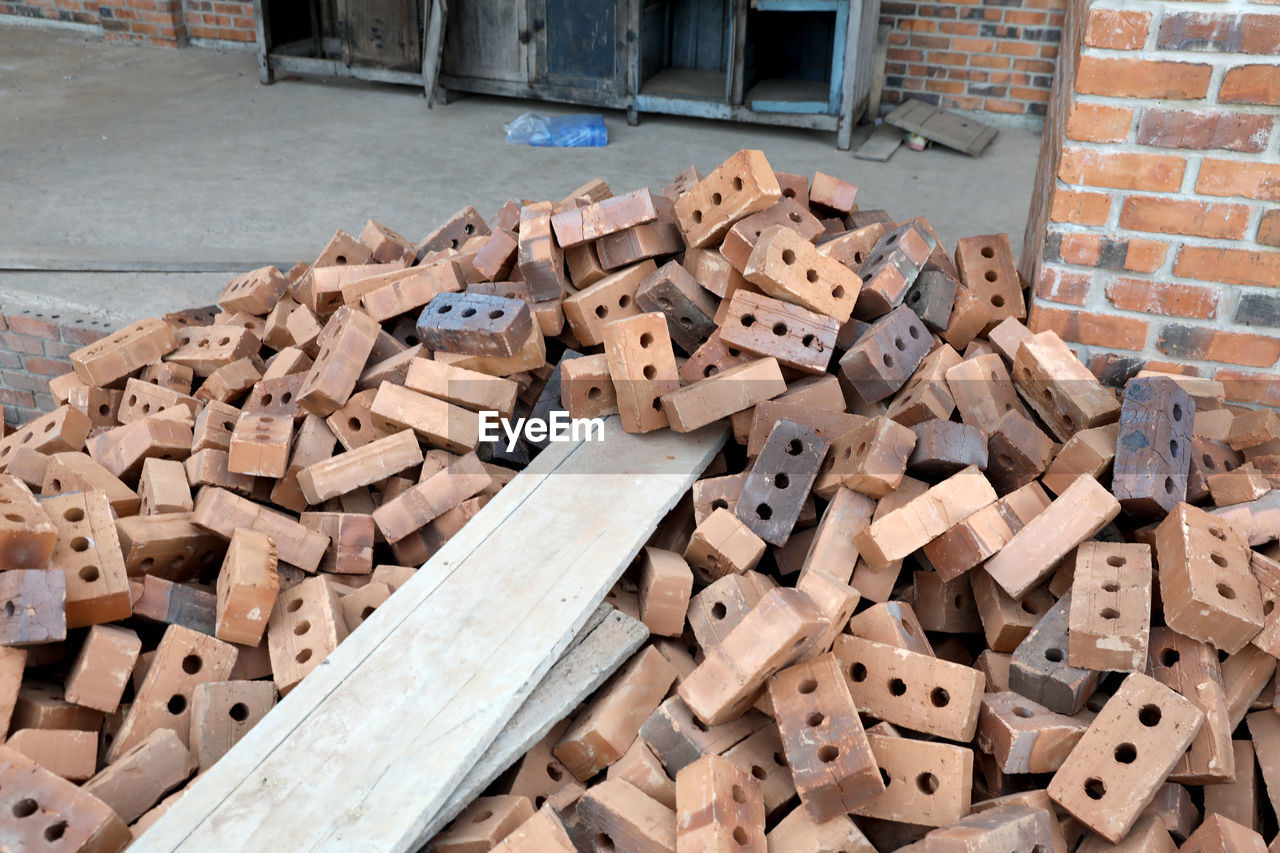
[1022,0,1280,405]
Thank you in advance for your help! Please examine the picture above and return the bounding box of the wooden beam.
[134,416,725,852]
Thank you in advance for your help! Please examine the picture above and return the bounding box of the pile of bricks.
[0,149,1277,851]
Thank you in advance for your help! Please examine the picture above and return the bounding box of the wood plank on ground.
[855,123,904,162]
[885,98,998,156]
[134,415,725,853]
[430,605,649,839]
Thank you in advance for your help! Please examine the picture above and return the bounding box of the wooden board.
[134,416,725,852]
[431,605,649,837]
[854,123,903,162]
[885,98,998,156]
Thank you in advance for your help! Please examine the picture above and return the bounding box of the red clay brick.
[1075,56,1212,99]
[1035,267,1092,306]
[1009,87,1051,103]
[1005,9,1049,25]
[1174,246,1280,287]
[0,388,35,408]
[1084,8,1151,49]
[1087,78,1133,117]
[984,99,1029,114]
[5,314,60,340]
[1118,196,1251,240]
[0,333,45,356]
[1158,12,1280,54]
[59,324,109,346]
[1058,148,1185,192]
[1059,233,1105,266]
[1219,65,1280,106]
[1196,159,1280,200]
[1050,188,1112,226]
[1014,59,1056,74]
[1124,239,1169,273]
[1215,369,1280,407]
[1136,108,1273,153]
[1260,210,1280,248]
[1028,304,1150,351]
[1104,278,1220,319]
[1156,325,1280,367]
[22,357,75,377]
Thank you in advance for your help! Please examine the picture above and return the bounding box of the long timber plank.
[135,416,726,852]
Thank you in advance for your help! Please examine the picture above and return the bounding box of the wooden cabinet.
[253,0,880,149]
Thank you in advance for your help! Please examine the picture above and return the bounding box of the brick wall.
[0,0,254,43]
[182,0,253,42]
[1023,0,1280,405]
[880,0,1067,118]
[0,309,108,428]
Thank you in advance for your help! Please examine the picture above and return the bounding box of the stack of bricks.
[881,0,1066,118]
[1023,0,1280,406]
[0,150,1278,851]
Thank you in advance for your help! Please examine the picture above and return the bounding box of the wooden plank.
[885,98,998,155]
[854,123,903,161]
[867,23,891,120]
[431,606,649,837]
[135,416,726,853]
[423,0,448,105]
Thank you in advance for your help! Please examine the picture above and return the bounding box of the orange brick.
[1215,369,1280,408]
[1028,304,1149,351]
[1059,148,1185,192]
[1083,8,1151,48]
[1075,56,1212,99]
[1035,267,1091,306]
[1156,325,1280,368]
[1049,188,1112,225]
[1125,239,1169,273]
[1174,246,1280,287]
[1104,278,1219,319]
[1196,159,1280,201]
[1220,64,1280,106]
[1065,102,1133,143]
[1119,196,1250,240]
[1057,233,1106,266]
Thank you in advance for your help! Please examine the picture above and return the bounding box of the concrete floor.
[1,25,1044,325]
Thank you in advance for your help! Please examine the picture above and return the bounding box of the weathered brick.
[1174,245,1280,287]
[1125,239,1168,273]
[5,313,59,340]
[22,356,74,377]
[1075,56,1212,99]
[1137,108,1273,153]
[1084,8,1151,49]
[1216,310,1279,355]
[1028,304,1149,350]
[1157,324,1280,367]
[1197,159,1280,200]
[1058,148,1185,192]
[1049,188,1111,225]
[1215,369,1280,407]
[1260,210,1280,247]
[1104,278,1219,319]
[1220,64,1280,105]
[1035,267,1091,306]
[1118,196,1250,240]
